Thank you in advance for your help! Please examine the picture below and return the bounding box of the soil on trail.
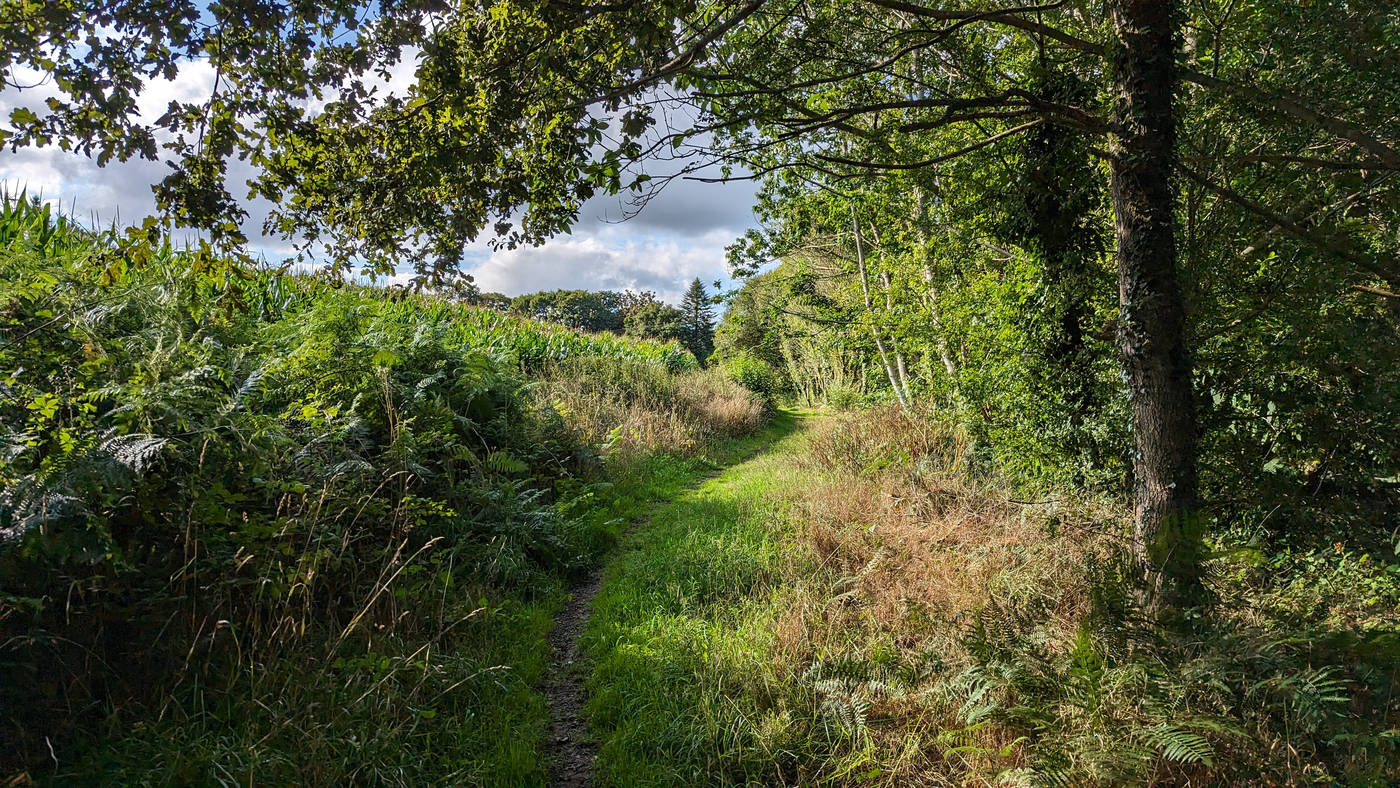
[544,564,605,787]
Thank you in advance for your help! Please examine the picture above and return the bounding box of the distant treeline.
[457,279,716,365]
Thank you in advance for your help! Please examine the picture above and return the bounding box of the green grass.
[582,411,823,786]
[568,410,801,562]
[70,600,560,784]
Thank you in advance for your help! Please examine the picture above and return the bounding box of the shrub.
[719,351,784,401]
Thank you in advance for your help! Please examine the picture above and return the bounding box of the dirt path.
[543,495,706,787]
[543,562,606,787]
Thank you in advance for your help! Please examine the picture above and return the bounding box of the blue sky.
[0,61,759,306]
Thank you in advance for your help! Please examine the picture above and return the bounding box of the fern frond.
[1136,722,1214,766]
[99,433,169,474]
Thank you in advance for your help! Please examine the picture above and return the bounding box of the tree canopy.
[624,300,685,345]
[7,2,1396,278]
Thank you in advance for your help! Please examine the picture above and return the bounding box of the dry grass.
[675,370,769,437]
[768,407,1125,784]
[532,357,768,465]
[792,406,1113,645]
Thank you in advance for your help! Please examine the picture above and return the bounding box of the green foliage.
[713,270,794,395]
[947,571,1400,785]
[9,0,1400,780]
[712,266,870,407]
[498,288,695,349]
[718,351,783,402]
[0,0,684,272]
[450,299,696,373]
[0,196,754,781]
[624,301,685,345]
[510,288,626,332]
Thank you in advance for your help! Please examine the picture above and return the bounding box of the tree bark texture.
[1106,0,1203,607]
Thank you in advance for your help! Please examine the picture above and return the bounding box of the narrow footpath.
[543,555,607,787]
[541,411,807,787]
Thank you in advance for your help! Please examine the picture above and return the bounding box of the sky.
[0,62,759,307]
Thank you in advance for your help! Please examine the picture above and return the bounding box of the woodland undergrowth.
[791,408,1400,785]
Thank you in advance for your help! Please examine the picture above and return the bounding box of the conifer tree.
[680,278,715,365]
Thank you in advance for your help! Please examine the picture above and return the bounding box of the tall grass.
[534,356,768,465]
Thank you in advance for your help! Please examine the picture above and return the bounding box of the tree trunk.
[894,348,913,403]
[878,270,916,403]
[921,263,960,381]
[1107,0,1203,609]
[853,205,909,410]
[913,187,961,390]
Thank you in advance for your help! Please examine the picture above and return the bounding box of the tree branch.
[1181,68,1400,172]
[1177,161,1400,287]
[812,119,1040,170]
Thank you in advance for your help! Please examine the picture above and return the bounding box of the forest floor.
[542,409,809,787]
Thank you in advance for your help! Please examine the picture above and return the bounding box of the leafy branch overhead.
[5,2,1398,287]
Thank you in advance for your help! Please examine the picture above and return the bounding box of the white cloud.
[468,224,739,305]
[134,60,219,125]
